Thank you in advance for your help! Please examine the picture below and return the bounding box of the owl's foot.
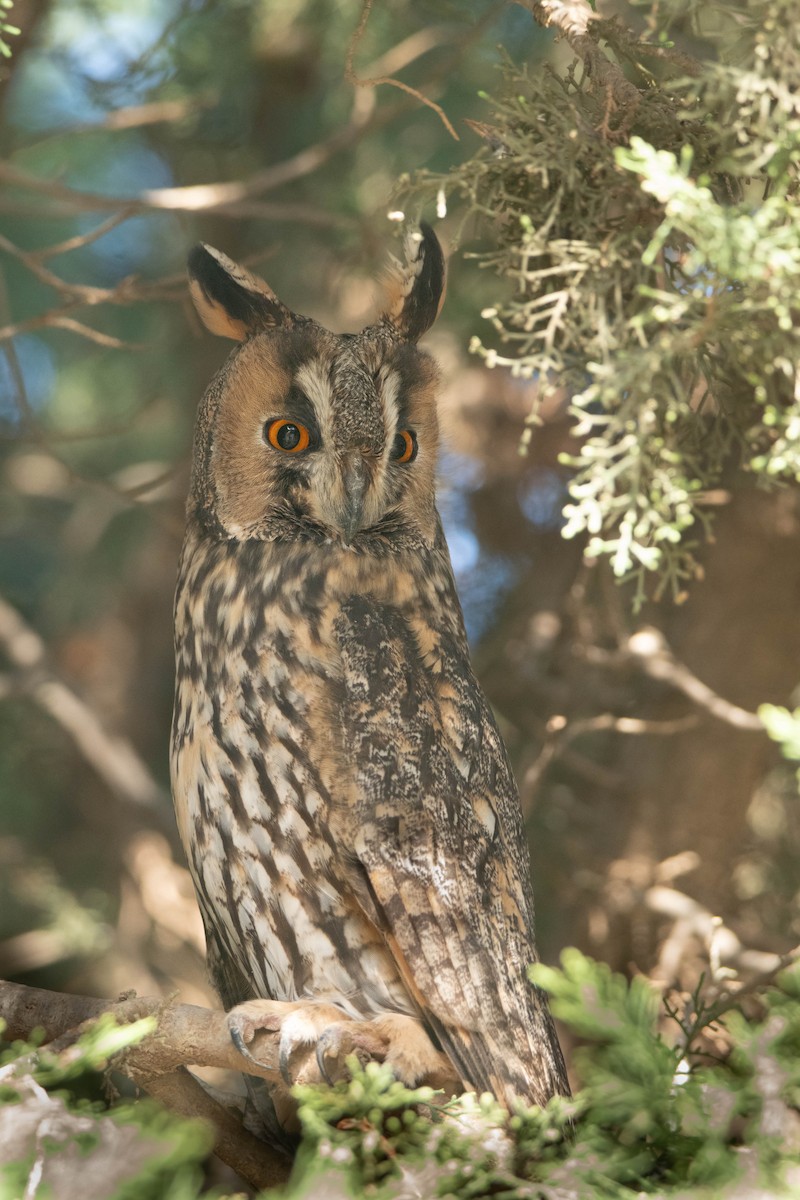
[317,1013,457,1090]
[227,998,355,1086]
[228,1001,457,1092]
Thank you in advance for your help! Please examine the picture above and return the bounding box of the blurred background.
[1,0,798,1048]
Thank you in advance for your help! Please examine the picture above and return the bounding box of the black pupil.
[277,423,301,450]
[393,432,410,459]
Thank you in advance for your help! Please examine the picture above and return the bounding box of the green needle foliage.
[759,702,800,791]
[406,0,800,604]
[0,1016,213,1200]
[276,950,800,1199]
[3,954,800,1197]
[0,0,19,58]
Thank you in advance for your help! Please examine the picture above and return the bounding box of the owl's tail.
[425,992,570,1111]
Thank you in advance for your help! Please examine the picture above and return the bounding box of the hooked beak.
[338,454,369,544]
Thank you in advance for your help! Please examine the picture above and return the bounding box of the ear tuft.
[188,244,298,341]
[380,223,446,343]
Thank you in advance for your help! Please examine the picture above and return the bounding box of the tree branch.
[0,594,167,811]
[142,1067,289,1191]
[646,886,799,991]
[0,979,290,1191]
[521,709,700,804]
[582,627,767,732]
[0,980,279,1080]
[516,0,641,116]
[345,0,459,140]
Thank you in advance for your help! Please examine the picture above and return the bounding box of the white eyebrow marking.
[296,359,334,433]
[377,367,401,464]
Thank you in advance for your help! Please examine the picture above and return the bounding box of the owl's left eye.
[265,418,311,454]
[391,430,418,463]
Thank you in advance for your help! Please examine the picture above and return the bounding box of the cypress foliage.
[404,1,800,604]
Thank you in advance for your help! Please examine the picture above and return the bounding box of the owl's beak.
[338,455,369,543]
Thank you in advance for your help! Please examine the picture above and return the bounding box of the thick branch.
[143,1068,289,1191]
[0,979,289,1191]
[0,979,279,1082]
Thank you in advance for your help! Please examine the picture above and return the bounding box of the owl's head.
[187,226,446,551]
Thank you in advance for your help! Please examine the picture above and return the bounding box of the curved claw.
[279,1033,295,1087]
[229,1022,260,1066]
[315,1032,336,1085]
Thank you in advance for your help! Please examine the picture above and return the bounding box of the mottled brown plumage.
[171,227,569,1139]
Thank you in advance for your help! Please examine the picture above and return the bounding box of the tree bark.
[0,979,291,1190]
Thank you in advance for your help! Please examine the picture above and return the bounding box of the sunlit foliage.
[5,954,800,1198]
[408,1,800,602]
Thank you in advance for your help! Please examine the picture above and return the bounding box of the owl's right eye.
[265,418,311,454]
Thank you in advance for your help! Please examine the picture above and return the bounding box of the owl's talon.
[315,1037,335,1085]
[225,1001,456,1093]
[226,998,356,1085]
[229,1022,260,1066]
[279,1034,296,1086]
[314,1024,355,1084]
[226,998,287,1073]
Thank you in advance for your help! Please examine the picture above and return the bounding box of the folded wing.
[334,592,569,1108]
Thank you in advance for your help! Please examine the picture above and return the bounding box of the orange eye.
[265,418,311,454]
[391,430,417,463]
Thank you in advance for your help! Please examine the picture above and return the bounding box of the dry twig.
[647,886,796,987]
[582,627,766,731]
[521,708,700,803]
[345,0,459,140]
[0,594,166,811]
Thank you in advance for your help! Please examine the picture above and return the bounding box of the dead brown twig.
[345,0,459,141]
[521,709,700,803]
[582,627,766,732]
[0,594,166,811]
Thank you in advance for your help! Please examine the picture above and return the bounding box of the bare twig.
[0,234,144,305]
[0,117,374,215]
[0,311,144,348]
[362,21,455,81]
[345,0,459,141]
[0,5,493,225]
[31,209,139,262]
[626,629,765,730]
[647,885,796,987]
[32,95,217,140]
[582,627,766,731]
[0,594,166,811]
[521,709,699,802]
[0,265,34,428]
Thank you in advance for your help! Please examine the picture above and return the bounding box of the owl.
[171,225,569,1141]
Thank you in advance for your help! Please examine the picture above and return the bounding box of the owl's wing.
[334,591,568,1109]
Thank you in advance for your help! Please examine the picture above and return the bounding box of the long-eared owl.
[171,225,569,1137]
